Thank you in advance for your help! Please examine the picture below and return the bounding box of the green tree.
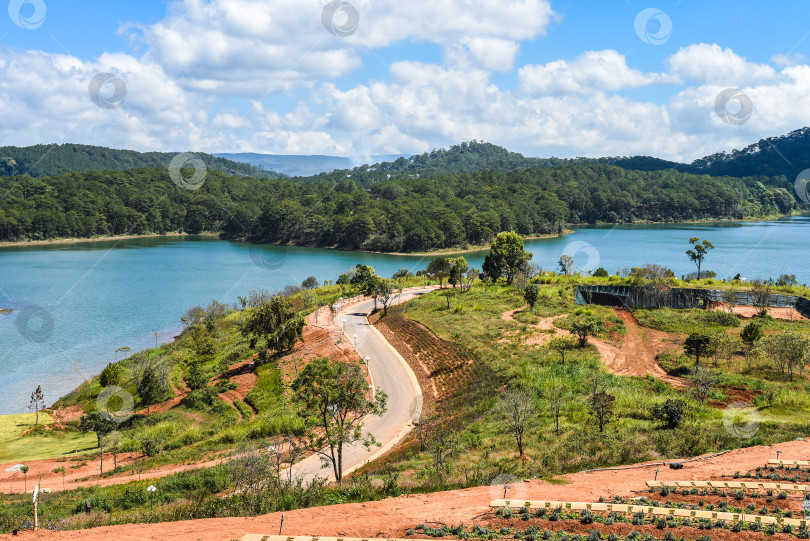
[292,358,388,483]
[99,363,122,387]
[593,267,609,278]
[684,332,714,369]
[350,264,377,295]
[301,276,319,289]
[558,254,574,275]
[685,237,715,280]
[571,317,600,347]
[79,412,118,448]
[740,321,764,347]
[447,257,469,288]
[548,336,578,363]
[523,284,540,311]
[185,361,209,390]
[426,257,451,287]
[482,231,532,284]
[589,390,616,433]
[374,278,396,315]
[137,366,165,415]
[241,296,305,364]
[650,399,688,429]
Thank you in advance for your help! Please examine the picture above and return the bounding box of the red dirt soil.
[7,440,810,540]
[503,307,685,387]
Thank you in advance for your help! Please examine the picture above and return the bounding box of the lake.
[1,217,808,414]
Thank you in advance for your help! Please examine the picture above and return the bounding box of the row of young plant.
[642,492,797,516]
[492,506,810,537]
[655,484,793,501]
[412,521,717,540]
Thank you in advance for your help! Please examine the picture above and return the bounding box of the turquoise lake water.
[0,216,808,414]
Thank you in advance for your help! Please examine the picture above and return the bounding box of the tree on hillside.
[685,237,715,280]
[761,333,810,381]
[689,366,719,404]
[571,317,600,347]
[427,257,451,287]
[349,264,377,296]
[741,321,764,348]
[241,295,305,363]
[292,357,387,483]
[751,278,772,317]
[497,388,536,456]
[448,257,469,289]
[79,412,118,448]
[684,332,714,369]
[301,276,318,289]
[540,378,571,433]
[523,284,540,311]
[548,336,578,363]
[558,254,574,275]
[482,231,532,285]
[28,385,45,425]
[137,366,165,415]
[374,278,397,315]
[461,267,479,292]
[589,390,616,433]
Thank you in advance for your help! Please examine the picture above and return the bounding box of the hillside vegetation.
[0,161,799,250]
[0,143,283,179]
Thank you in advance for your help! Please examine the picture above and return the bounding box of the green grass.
[0,412,97,462]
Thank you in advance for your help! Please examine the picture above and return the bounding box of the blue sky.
[2,0,810,160]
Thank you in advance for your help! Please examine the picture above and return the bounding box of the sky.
[2,0,810,161]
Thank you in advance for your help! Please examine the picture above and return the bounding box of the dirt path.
[591,310,685,387]
[8,439,810,541]
[503,307,685,387]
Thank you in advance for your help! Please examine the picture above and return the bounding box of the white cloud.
[519,50,663,95]
[667,44,777,86]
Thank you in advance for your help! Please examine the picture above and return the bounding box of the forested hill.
[685,127,810,179]
[0,144,284,179]
[0,163,799,251]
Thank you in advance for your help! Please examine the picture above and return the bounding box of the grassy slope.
[0,413,97,462]
[363,277,810,487]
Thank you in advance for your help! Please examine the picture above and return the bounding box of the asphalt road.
[288,287,433,482]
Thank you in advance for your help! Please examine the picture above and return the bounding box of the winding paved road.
[287,287,434,482]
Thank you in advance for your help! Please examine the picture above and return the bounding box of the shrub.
[650,399,688,429]
[593,267,609,278]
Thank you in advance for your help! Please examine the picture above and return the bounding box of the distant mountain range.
[0,144,284,179]
[2,127,810,184]
[214,152,407,177]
